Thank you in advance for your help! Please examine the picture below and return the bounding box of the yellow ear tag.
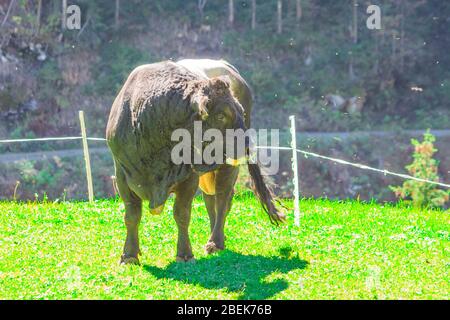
[226,158,240,167]
[226,157,246,167]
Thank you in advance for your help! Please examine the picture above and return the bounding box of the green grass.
[0,195,448,300]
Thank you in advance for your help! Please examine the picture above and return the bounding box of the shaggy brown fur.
[106,60,284,264]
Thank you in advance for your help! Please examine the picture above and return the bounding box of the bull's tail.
[248,163,286,225]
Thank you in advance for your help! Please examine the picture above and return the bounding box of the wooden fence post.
[290,115,300,226]
[79,110,94,203]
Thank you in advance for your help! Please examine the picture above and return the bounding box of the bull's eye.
[216,114,226,122]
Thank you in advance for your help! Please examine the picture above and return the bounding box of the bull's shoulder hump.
[175,59,249,92]
[176,59,239,76]
[175,60,209,80]
[176,58,252,102]
[121,61,190,94]
[128,61,175,78]
[121,63,159,87]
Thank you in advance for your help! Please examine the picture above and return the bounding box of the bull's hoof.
[120,255,140,265]
[176,255,196,263]
[205,241,224,254]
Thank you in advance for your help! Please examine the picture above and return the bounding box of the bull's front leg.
[115,164,143,265]
[205,165,238,254]
[121,200,142,265]
[173,174,199,262]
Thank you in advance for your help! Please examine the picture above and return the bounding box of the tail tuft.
[248,163,286,225]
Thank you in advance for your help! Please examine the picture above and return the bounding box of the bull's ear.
[191,87,210,121]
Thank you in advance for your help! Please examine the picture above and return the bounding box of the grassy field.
[0,195,448,300]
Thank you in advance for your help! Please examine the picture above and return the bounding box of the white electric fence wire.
[0,137,108,143]
[256,145,450,189]
[87,137,107,141]
[0,137,83,143]
[0,136,448,189]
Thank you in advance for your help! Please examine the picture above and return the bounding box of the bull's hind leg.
[205,165,238,254]
[115,164,142,265]
[203,192,216,233]
[173,174,199,262]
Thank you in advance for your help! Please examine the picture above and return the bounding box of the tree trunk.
[373,32,379,74]
[296,0,302,22]
[35,0,42,35]
[392,31,397,63]
[349,0,358,80]
[61,0,67,30]
[277,0,282,34]
[228,0,234,27]
[198,0,207,23]
[251,0,256,30]
[352,0,358,44]
[399,0,405,71]
[115,0,120,30]
[0,0,16,29]
[349,55,355,80]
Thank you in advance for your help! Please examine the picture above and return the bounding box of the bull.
[106,59,285,264]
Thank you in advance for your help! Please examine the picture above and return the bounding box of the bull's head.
[191,76,249,165]
[189,76,286,225]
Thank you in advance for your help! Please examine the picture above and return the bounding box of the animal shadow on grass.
[144,249,308,299]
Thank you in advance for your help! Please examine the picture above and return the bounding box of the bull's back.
[107,61,193,148]
[106,61,197,206]
[106,62,165,144]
